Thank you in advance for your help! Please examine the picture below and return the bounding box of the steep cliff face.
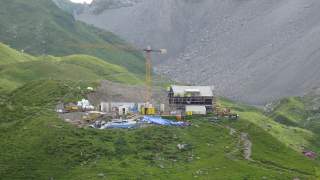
[77,0,320,104]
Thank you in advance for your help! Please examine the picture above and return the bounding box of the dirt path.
[223,125,252,160]
[212,123,312,177]
[240,132,252,161]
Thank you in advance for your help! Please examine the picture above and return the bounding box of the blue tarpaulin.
[142,116,190,126]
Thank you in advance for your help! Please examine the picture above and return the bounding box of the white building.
[185,105,207,115]
[100,102,144,113]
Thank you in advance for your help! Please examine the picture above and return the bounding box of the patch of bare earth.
[240,132,252,161]
[87,80,169,106]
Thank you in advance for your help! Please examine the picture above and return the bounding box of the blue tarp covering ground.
[90,117,191,129]
[142,116,190,127]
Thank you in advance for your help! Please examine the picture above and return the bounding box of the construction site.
[56,46,239,129]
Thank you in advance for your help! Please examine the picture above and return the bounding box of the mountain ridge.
[0,0,145,75]
[0,42,142,93]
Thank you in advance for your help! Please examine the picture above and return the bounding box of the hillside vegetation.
[0,43,142,94]
[0,80,319,179]
[220,98,316,152]
[266,96,320,154]
[0,1,319,178]
[0,0,144,74]
[0,43,35,65]
[220,96,320,170]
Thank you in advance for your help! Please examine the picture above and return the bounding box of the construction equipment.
[67,43,166,115]
[214,97,239,120]
[142,46,167,116]
[142,46,167,104]
[140,102,156,115]
[186,111,193,116]
[141,107,156,115]
[65,105,79,113]
[215,106,239,120]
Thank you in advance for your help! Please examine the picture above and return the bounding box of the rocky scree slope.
[77,0,320,105]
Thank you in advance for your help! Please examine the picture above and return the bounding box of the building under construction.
[168,85,215,114]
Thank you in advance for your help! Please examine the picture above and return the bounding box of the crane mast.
[145,49,152,103]
[143,46,167,103]
[67,43,167,110]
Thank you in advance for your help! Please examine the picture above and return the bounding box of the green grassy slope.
[0,42,142,94]
[0,0,144,74]
[220,96,320,175]
[266,96,320,158]
[0,55,142,94]
[220,98,315,152]
[0,80,318,179]
[0,43,35,65]
[268,97,307,126]
[268,97,320,133]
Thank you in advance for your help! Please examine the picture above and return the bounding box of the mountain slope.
[0,43,318,178]
[52,0,86,14]
[0,80,318,179]
[0,0,144,74]
[0,43,35,65]
[0,43,142,93]
[220,98,316,153]
[77,0,320,104]
[266,93,320,151]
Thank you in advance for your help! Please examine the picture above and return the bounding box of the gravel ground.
[87,80,169,107]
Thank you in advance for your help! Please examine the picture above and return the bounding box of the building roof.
[170,85,214,97]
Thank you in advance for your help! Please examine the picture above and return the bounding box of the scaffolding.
[168,89,215,112]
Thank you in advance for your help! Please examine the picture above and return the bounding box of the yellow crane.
[142,46,167,103]
[67,43,167,104]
